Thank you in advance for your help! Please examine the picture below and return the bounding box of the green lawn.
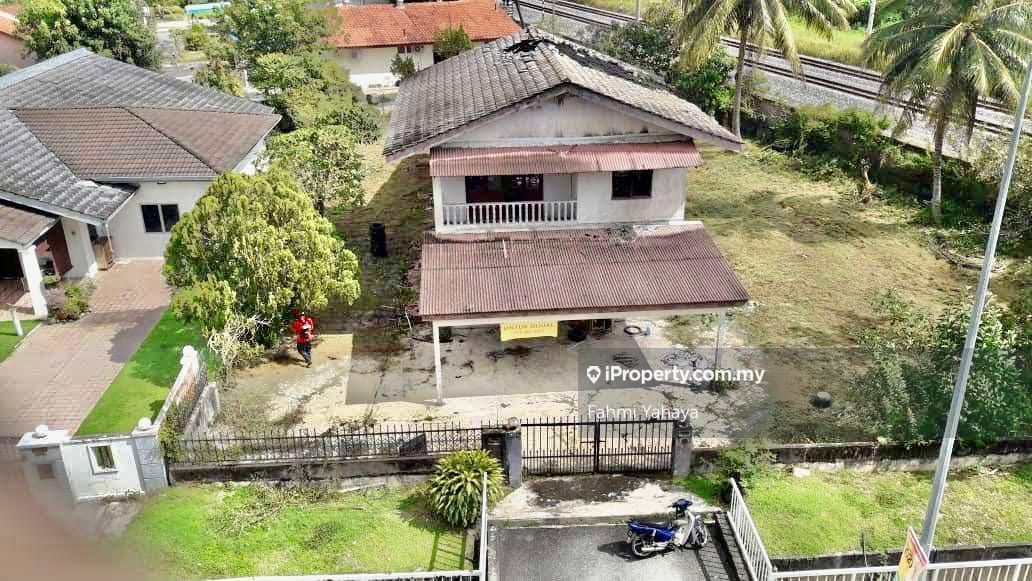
[680,464,1032,556]
[76,310,207,436]
[0,319,40,363]
[121,484,468,580]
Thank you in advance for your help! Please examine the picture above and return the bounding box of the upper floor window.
[612,170,653,199]
[465,175,543,203]
[141,203,180,233]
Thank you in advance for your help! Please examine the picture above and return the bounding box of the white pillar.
[18,244,48,318]
[431,176,445,231]
[60,217,97,279]
[432,321,444,405]
[713,311,728,369]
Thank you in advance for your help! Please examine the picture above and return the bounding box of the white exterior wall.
[328,44,434,90]
[106,180,209,259]
[61,216,97,278]
[574,168,687,224]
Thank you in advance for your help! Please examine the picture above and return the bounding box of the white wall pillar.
[431,176,445,231]
[18,244,48,317]
[60,217,97,279]
[432,321,444,405]
[713,311,728,369]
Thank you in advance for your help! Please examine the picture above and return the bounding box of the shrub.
[426,450,503,527]
[183,22,209,51]
[389,54,416,81]
[715,444,773,494]
[433,26,473,60]
[52,280,95,321]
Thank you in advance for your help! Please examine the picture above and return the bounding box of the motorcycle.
[626,498,709,557]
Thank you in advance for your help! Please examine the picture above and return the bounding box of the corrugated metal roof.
[419,224,750,320]
[430,142,704,176]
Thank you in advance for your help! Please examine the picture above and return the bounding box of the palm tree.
[865,0,1032,224]
[678,0,855,138]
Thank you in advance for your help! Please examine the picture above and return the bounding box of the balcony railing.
[441,200,578,227]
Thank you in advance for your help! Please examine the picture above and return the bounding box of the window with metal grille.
[612,170,653,199]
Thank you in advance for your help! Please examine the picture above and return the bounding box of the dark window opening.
[612,170,653,199]
[464,175,544,204]
[141,204,180,233]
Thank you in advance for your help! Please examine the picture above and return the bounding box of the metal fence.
[168,422,484,466]
[520,417,676,476]
[770,558,1032,581]
[726,478,775,581]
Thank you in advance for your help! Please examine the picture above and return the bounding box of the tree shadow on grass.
[397,491,471,570]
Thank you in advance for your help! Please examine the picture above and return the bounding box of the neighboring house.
[385,31,751,397]
[0,49,279,317]
[0,3,33,69]
[328,0,521,91]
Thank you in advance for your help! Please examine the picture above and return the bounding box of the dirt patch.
[528,475,669,508]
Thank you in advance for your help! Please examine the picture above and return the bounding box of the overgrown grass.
[686,144,973,439]
[0,319,40,363]
[788,18,867,67]
[76,310,208,436]
[746,464,1032,556]
[121,484,468,580]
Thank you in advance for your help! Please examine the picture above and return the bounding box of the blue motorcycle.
[626,499,708,557]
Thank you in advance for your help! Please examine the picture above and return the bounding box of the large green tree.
[193,59,245,97]
[433,26,474,60]
[864,0,1032,225]
[678,0,855,137]
[18,0,158,68]
[213,0,332,62]
[263,125,366,215]
[164,170,360,345]
[850,292,1031,446]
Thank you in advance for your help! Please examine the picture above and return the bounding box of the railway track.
[518,0,1022,136]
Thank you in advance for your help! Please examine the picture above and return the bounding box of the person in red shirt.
[290,309,316,367]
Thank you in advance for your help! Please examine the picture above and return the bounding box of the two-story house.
[385,31,751,400]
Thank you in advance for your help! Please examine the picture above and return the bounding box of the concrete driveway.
[0,261,169,437]
[493,523,739,581]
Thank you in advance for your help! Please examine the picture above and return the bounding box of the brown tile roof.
[419,224,750,320]
[330,0,521,48]
[430,141,704,176]
[130,108,279,172]
[385,31,743,159]
[0,202,56,246]
[0,4,18,38]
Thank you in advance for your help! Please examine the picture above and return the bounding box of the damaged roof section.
[385,30,743,159]
[419,224,751,320]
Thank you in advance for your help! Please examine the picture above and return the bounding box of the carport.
[0,203,64,317]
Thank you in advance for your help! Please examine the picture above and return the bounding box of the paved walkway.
[0,261,169,437]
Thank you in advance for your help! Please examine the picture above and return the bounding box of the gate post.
[503,417,522,488]
[672,419,694,477]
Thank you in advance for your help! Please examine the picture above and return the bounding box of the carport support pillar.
[432,321,444,405]
[713,310,727,369]
[19,244,48,318]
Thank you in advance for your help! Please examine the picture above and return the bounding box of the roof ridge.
[125,104,275,117]
[0,48,92,91]
[124,107,221,174]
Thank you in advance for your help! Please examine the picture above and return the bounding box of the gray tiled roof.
[0,202,58,246]
[0,49,279,220]
[385,31,742,157]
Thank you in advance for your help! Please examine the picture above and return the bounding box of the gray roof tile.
[0,202,58,246]
[385,31,742,157]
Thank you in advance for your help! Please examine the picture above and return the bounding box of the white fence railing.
[442,200,578,227]
[771,558,1032,581]
[727,478,775,581]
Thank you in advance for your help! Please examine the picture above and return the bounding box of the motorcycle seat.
[632,521,673,530]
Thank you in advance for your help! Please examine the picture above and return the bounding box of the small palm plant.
[426,450,504,528]
[864,0,1032,224]
[678,0,856,138]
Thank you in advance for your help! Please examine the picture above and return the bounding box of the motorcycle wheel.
[690,521,709,548]
[630,537,652,558]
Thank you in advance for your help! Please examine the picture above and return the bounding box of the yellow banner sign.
[898,527,929,581]
[500,321,558,342]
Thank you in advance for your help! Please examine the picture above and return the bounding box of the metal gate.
[520,417,675,476]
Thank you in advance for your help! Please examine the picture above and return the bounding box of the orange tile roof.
[330,0,521,49]
[0,5,18,38]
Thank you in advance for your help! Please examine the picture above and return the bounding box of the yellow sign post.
[898,527,929,581]
[500,320,558,342]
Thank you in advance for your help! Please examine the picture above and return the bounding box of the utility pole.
[917,55,1032,556]
[866,0,877,35]
[635,0,640,20]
